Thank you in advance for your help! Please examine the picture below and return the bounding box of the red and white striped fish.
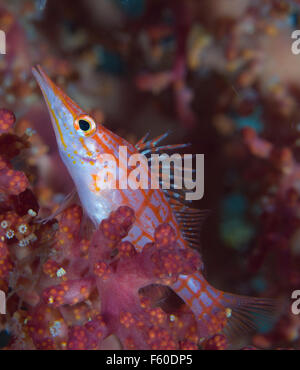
[33,65,274,340]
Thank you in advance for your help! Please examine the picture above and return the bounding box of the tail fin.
[220,292,280,340]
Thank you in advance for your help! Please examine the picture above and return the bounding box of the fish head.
[32,65,104,169]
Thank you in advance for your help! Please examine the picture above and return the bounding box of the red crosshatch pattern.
[173,273,224,320]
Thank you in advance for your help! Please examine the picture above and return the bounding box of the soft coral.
[6,204,202,350]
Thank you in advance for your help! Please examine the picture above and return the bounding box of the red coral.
[0,168,28,196]
[26,304,68,350]
[0,109,15,134]
[42,279,94,307]
[241,127,300,348]
[2,200,205,349]
[202,334,228,350]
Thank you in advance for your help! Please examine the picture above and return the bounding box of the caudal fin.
[220,292,280,340]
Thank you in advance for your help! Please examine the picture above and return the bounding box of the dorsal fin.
[170,200,210,249]
[135,130,190,154]
[136,132,209,249]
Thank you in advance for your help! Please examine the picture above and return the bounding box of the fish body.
[32,66,185,248]
[33,65,274,339]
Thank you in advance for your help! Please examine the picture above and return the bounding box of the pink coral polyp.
[0,109,15,134]
[4,202,206,349]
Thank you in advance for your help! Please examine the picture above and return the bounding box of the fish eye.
[79,119,90,131]
[74,115,96,137]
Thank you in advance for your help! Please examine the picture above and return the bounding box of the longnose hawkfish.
[33,65,275,341]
